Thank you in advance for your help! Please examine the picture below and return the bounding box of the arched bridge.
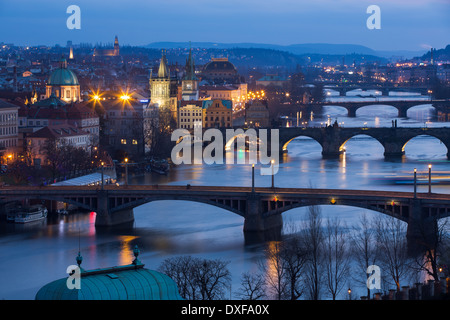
[1,185,449,252]
[277,126,450,159]
[218,126,450,159]
[310,99,450,118]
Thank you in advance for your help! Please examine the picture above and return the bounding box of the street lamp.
[101,161,105,190]
[125,157,129,186]
[251,163,255,192]
[348,288,352,300]
[271,159,275,188]
[428,164,432,194]
[413,168,417,198]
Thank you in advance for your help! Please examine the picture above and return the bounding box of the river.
[0,90,449,300]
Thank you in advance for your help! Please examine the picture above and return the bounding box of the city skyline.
[0,0,449,51]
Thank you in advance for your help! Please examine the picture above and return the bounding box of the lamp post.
[271,159,275,188]
[428,164,432,194]
[125,158,129,186]
[101,161,104,190]
[348,288,352,300]
[413,168,417,198]
[252,163,255,192]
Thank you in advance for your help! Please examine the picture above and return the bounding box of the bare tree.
[375,215,412,292]
[235,271,267,300]
[280,234,308,300]
[323,217,351,300]
[412,217,449,282]
[350,213,379,299]
[158,255,231,300]
[258,241,289,300]
[301,205,324,300]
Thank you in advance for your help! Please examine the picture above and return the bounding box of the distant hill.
[420,45,450,61]
[144,42,426,59]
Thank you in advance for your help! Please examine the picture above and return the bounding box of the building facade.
[178,100,202,129]
[0,99,19,163]
[245,99,270,128]
[45,58,81,103]
[202,99,233,128]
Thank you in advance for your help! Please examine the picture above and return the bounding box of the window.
[66,90,71,98]
[121,139,127,144]
[132,139,138,145]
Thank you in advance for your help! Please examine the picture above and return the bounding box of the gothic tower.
[114,36,120,56]
[150,50,171,109]
[182,44,199,101]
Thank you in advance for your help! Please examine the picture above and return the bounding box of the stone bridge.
[218,126,450,159]
[1,185,450,254]
[310,99,450,118]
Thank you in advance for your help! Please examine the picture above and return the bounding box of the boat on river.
[7,205,48,224]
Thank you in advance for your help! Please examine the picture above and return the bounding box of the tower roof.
[157,51,169,78]
[184,44,197,81]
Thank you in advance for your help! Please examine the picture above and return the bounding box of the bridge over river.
[2,184,450,253]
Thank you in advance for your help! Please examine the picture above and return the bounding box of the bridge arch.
[110,196,246,217]
[339,134,385,155]
[406,103,436,119]
[267,202,409,223]
[354,103,400,117]
[402,134,449,158]
[281,135,323,153]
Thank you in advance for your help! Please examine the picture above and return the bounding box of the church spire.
[184,43,197,81]
[157,50,169,78]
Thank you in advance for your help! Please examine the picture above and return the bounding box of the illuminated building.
[149,51,178,120]
[45,58,81,103]
[181,46,199,101]
[178,100,202,129]
[0,99,19,164]
[202,99,232,128]
[93,35,120,57]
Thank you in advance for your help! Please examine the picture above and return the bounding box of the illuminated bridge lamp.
[330,198,336,205]
[428,164,432,194]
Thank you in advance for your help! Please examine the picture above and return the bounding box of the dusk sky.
[0,0,448,51]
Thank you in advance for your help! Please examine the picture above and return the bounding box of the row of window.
[0,138,17,147]
[0,126,17,136]
[120,139,138,145]
[0,113,17,123]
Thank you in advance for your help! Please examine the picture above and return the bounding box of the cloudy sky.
[0,0,448,51]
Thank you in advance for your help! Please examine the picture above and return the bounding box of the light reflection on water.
[0,95,449,300]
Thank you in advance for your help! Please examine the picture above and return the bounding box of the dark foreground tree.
[158,255,231,300]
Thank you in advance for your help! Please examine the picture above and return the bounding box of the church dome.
[204,58,236,72]
[48,59,79,86]
[35,247,183,300]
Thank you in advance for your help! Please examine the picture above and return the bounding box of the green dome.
[48,60,79,86]
[35,263,183,300]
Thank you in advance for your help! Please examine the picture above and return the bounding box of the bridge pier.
[398,108,408,118]
[347,108,356,118]
[406,199,438,257]
[243,193,282,244]
[383,141,405,159]
[94,190,135,227]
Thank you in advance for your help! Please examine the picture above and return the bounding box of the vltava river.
[0,90,449,299]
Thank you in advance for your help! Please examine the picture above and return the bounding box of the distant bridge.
[219,126,450,159]
[1,184,450,253]
[317,82,431,96]
[307,99,450,118]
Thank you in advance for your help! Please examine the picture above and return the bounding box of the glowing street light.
[124,157,129,186]
[428,164,432,194]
